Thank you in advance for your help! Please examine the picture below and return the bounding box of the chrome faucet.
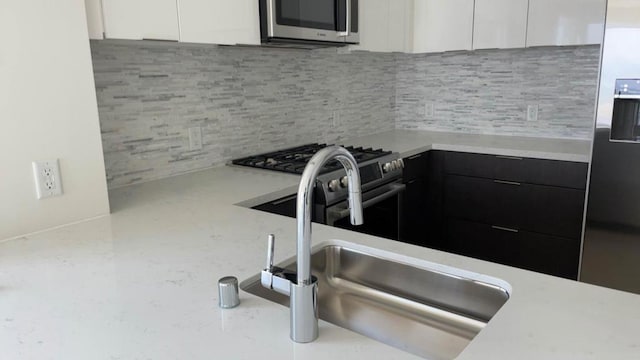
[261,146,364,343]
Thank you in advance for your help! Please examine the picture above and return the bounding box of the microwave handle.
[338,0,350,37]
[328,183,405,221]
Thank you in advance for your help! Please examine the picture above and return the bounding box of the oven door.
[264,0,359,44]
[326,181,405,240]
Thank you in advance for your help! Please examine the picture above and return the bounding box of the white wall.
[0,0,110,240]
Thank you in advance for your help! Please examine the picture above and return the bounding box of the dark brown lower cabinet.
[401,150,587,280]
[446,218,581,279]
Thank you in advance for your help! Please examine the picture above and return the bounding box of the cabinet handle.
[491,225,519,233]
[493,179,521,186]
[337,0,351,37]
[407,154,423,160]
[495,155,523,160]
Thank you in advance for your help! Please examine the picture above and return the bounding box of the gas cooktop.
[231,143,393,175]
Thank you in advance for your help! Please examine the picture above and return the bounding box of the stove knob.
[397,158,405,169]
[382,162,392,173]
[340,176,349,188]
[328,179,341,192]
[391,160,399,170]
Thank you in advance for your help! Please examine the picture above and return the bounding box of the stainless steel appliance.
[233,144,405,240]
[581,0,640,294]
[259,0,359,47]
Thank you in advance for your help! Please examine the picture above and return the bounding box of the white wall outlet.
[32,159,63,199]
[188,126,203,150]
[424,103,435,118]
[527,104,539,122]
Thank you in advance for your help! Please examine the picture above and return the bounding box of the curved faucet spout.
[296,146,364,285]
[262,145,364,343]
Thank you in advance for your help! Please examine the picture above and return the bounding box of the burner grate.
[231,144,392,175]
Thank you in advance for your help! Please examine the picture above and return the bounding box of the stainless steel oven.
[252,179,404,241]
[259,0,359,46]
[326,180,405,240]
[244,145,405,241]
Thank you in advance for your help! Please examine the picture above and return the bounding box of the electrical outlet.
[527,104,539,122]
[188,126,203,150]
[32,159,63,199]
[424,103,435,118]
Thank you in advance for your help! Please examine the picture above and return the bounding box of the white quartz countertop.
[342,130,592,162]
[2,131,637,360]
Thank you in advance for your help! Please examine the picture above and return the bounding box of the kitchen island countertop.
[3,130,637,360]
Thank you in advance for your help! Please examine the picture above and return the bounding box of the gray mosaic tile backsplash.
[395,45,600,138]
[91,41,396,188]
[91,41,600,189]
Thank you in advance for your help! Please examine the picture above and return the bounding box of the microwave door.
[267,0,347,43]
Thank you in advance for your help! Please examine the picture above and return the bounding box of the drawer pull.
[491,225,519,233]
[493,179,521,186]
[495,155,523,160]
[407,154,423,160]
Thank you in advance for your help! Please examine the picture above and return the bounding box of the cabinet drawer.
[402,152,429,182]
[445,218,580,279]
[444,175,585,239]
[444,152,588,189]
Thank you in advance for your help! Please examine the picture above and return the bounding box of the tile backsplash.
[395,45,600,138]
[91,41,396,188]
[91,41,600,189]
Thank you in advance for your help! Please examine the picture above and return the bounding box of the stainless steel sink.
[241,242,511,360]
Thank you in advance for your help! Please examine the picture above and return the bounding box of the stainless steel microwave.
[259,0,359,47]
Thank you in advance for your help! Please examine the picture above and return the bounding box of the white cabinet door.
[355,0,391,52]
[473,0,528,49]
[178,0,260,45]
[102,0,179,41]
[142,0,179,40]
[412,0,474,53]
[387,0,413,52]
[353,0,411,53]
[527,0,606,46]
[102,0,141,39]
[84,0,105,40]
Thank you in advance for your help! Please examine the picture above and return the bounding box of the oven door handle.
[328,183,406,221]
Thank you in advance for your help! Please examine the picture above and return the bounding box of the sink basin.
[240,241,511,360]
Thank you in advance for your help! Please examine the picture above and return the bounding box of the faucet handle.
[266,234,275,271]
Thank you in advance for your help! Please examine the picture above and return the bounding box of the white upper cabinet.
[527,0,606,46]
[354,0,412,52]
[411,0,474,53]
[178,0,260,45]
[84,0,105,40]
[473,0,528,50]
[101,0,179,41]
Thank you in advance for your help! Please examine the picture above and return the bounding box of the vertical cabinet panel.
[178,0,260,45]
[84,0,105,40]
[354,0,411,52]
[387,0,412,52]
[142,0,179,40]
[102,0,142,40]
[102,0,179,40]
[354,0,390,52]
[527,0,606,46]
[412,0,474,53]
[473,0,528,49]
